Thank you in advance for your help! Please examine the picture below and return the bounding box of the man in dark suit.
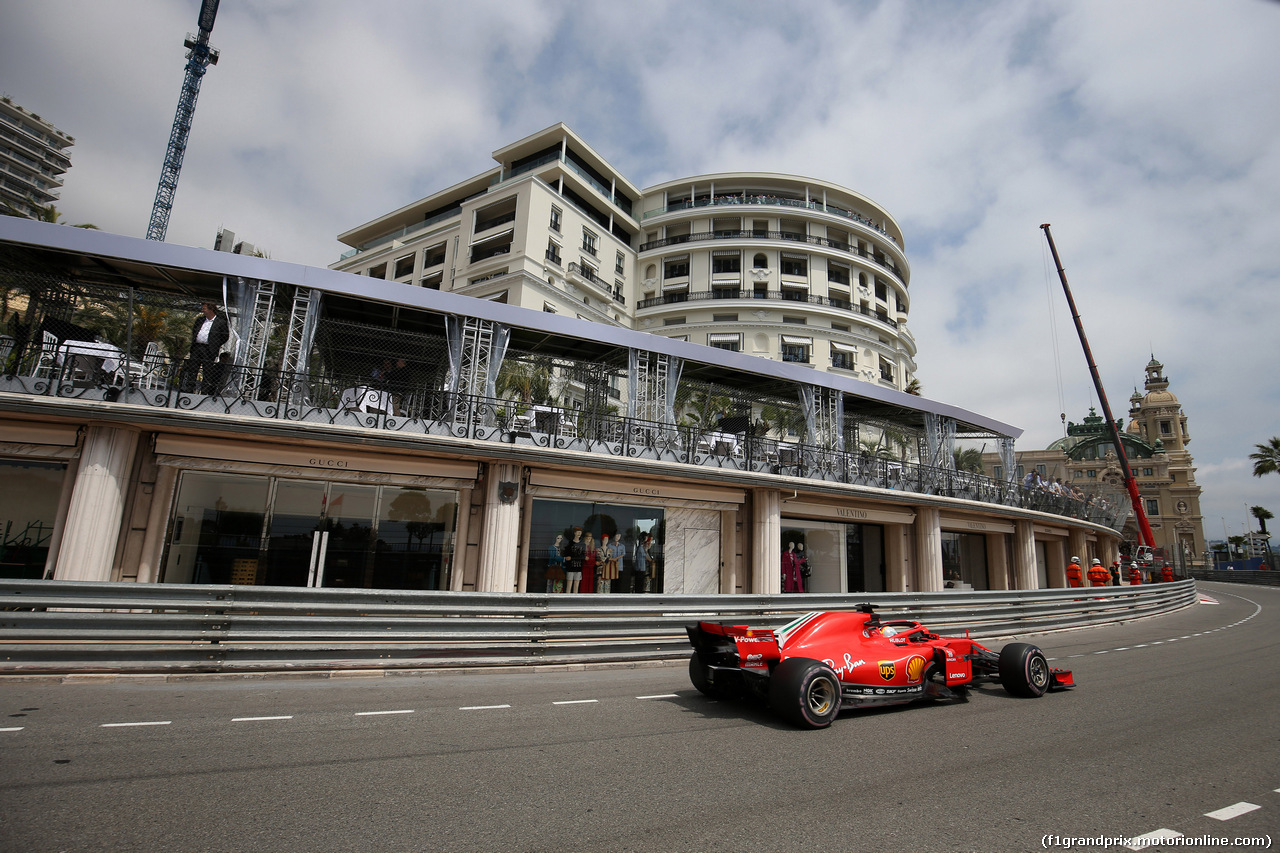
[183,301,229,393]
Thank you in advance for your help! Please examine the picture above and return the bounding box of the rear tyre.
[770,658,842,728]
[689,651,743,700]
[998,643,1050,698]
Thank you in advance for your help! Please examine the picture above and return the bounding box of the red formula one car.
[686,604,1074,728]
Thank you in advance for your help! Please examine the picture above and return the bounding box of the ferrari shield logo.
[878,660,895,681]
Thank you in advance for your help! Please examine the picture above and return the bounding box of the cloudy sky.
[3,0,1277,545]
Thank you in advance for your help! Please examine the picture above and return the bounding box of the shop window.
[161,472,457,591]
[941,531,989,590]
[527,499,664,594]
[780,523,884,594]
[0,459,67,579]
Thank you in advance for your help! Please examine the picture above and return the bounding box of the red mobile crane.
[1040,224,1157,551]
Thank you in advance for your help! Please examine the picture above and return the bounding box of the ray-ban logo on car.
[878,661,895,681]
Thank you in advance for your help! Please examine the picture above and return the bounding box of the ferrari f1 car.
[686,604,1074,728]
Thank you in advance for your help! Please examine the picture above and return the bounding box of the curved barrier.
[1189,570,1279,587]
[0,579,1197,676]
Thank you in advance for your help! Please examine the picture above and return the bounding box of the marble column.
[135,463,178,583]
[884,523,908,592]
[752,488,780,594]
[476,463,522,593]
[986,532,1010,590]
[1013,521,1038,590]
[53,425,141,582]
[1045,538,1067,588]
[1068,528,1089,570]
[913,506,943,592]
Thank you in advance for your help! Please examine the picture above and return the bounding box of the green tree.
[1251,506,1273,536]
[953,447,985,473]
[2,198,97,229]
[1251,438,1280,478]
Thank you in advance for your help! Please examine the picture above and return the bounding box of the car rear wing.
[686,621,781,670]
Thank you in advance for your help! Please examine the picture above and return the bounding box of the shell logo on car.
[878,660,896,681]
[906,655,927,684]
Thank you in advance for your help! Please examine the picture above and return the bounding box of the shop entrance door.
[264,480,378,587]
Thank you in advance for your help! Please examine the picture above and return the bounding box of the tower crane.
[146,0,221,242]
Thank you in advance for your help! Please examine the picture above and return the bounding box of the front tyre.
[998,643,1050,697]
[770,658,842,728]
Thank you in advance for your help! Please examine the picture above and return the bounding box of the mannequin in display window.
[797,542,811,588]
[580,532,597,594]
[546,534,566,593]
[599,533,622,593]
[633,533,652,593]
[782,541,805,593]
[565,527,586,594]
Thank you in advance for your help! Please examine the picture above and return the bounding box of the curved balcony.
[639,229,905,286]
[642,195,900,247]
[636,289,899,329]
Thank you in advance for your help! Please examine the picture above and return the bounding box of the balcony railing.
[642,195,899,246]
[0,354,1127,532]
[636,289,899,328]
[639,229,904,283]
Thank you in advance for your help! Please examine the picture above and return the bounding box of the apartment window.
[550,206,562,232]
[827,263,850,287]
[712,314,738,322]
[781,341,810,364]
[663,256,689,279]
[708,333,741,352]
[1087,469,1097,478]
[712,284,739,299]
[663,317,686,326]
[543,303,556,313]
[875,280,888,301]
[394,255,414,278]
[781,255,807,277]
[579,261,598,283]
[582,228,599,257]
[1037,465,1047,477]
[368,263,387,279]
[1145,499,1160,516]
[831,323,850,332]
[615,251,626,276]
[831,343,857,370]
[423,242,446,267]
[753,253,768,269]
[993,466,1003,481]
[782,315,807,324]
[420,272,443,290]
[712,252,741,274]
[545,240,562,266]
[879,357,895,383]
[1142,467,1154,477]
[1160,421,1172,435]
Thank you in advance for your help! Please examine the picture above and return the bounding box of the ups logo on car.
[878,661,895,681]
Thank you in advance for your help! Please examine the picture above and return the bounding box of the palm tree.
[1251,506,1273,536]
[953,447,985,473]
[1251,438,1280,478]
[903,377,921,396]
[2,198,98,229]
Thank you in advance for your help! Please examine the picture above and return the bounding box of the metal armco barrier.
[1189,570,1279,587]
[0,579,1198,675]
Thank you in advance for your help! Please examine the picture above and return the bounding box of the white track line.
[636,693,677,700]
[1204,802,1260,821]
[232,716,294,722]
[0,726,24,732]
[459,704,511,711]
[100,721,171,728]
[553,699,599,705]
[354,710,414,717]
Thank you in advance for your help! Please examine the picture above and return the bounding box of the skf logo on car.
[878,661,896,681]
[905,655,926,684]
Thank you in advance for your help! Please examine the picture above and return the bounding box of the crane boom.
[1040,223,1157,549]
[146,0,221,242]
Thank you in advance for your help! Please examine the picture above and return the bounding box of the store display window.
[941,531,988,590]
[0,459,67,579]
[780,521,885,594]
[529,499,664,593]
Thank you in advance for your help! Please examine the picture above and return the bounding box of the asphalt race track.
[1,581,1276,852]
